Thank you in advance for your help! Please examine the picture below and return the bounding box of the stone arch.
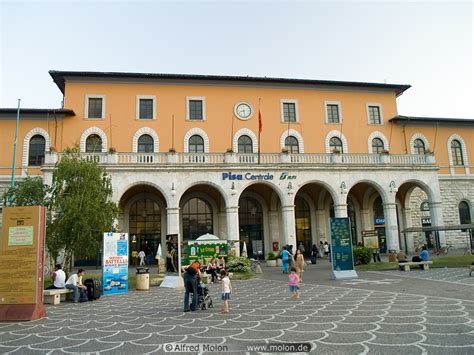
[325,130,349,153]
[280,129,304,153]
[80,127,108,152]
[233,128,258,153]
[22,128,51,167]
[183,127,209,153]
[367,131,389,153]
[132,127,159,152]
[409,133,430,154]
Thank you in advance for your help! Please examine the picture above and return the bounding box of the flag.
[258,110,263,133]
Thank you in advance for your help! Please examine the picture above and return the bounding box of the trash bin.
[136,268,150,291]
[388,251,397,263]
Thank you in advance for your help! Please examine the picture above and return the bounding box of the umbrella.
[242,241,248,257]
[156,243,162,259]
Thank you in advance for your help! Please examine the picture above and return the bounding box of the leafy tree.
[2,176,49,207]
[47,146,118,272]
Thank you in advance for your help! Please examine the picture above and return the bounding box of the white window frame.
[280,99,299,123]
[186,96,206,121]
[84,94,106,120]
[136,95,156,120]
[324,101,342,124]
[366,103,383,125]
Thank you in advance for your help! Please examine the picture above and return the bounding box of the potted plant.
[168,148,176,153]
[266,252,277,267]
[226,148,234,153]
[108,147,117,154]
[49,146,57,153]
[281,148,289,154]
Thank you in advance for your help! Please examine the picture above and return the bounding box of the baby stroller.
[197,283,213,310]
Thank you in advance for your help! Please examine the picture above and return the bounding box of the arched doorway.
[295,196,311,255]
[239,196,264,258]
[129,197,161,265]
[182,197,213,241]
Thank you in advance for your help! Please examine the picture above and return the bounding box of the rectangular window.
[326,104,340,123]
[283,103,296,122]
[88,98,103,119]
[368,105,381,124]
[189,100,203,120]
[139,99,154,119]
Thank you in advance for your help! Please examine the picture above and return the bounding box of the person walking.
[281,246,290,274]
[288,267,301,299]
[295,249,305,282]
[310,244,318,264]
[138,250,146,266]
[372,248,381,262]
[220,269,232,313]
[323,242,329,259]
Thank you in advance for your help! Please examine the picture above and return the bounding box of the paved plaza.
[0,263,473,354]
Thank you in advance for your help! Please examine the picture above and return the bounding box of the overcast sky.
[1,1,472,118]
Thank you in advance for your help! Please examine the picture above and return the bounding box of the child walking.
[288,267,300,299]
[220,269,232,313]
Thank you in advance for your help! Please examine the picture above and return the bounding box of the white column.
[268,210,280,249]
[383,202,400,252]
[226,206,240,257]
[400,208,413,252]
[315,209,327,242]
[430,201,446,246]
[281,205,296,247]
[334,204,348,218]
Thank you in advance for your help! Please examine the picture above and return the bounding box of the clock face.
[235,102,253,120]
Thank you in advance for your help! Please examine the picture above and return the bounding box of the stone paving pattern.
[0,265,473,354]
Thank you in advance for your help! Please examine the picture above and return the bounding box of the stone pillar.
[268,210,280,249]
[315,209,327,242]
[226,206,240,257]
[281,205,296,247]
[359,209,371,232]
[334,204,348,218]
[430,201,446,246]
[400,208,413,253]
[383,202,400,252]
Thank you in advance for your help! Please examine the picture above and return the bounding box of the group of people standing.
[279,244,306,281]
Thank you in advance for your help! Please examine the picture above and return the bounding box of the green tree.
[2,176,49,207]
[47,147,118,272]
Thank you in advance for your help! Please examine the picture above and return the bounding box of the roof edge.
[390,115,474,124]
[49,70,411,96]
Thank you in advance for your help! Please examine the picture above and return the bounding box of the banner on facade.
[0,206,46,320]
[329,217,358,280]
[102,232,129,295]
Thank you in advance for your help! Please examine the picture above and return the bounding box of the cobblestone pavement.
[370,267,474,286]
[0,267,473,354]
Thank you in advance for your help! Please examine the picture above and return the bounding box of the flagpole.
[258,98,261,164]
[230,114,234,151]
[171,114,175,150]
[10,99,21,189]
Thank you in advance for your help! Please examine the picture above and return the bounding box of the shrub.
[267,252,277,260]
[226,256,251,273]
[353,247,372,265]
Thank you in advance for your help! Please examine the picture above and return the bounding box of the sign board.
[187,242,228,264]
[102,233,129,295]
[0,206,46,320]
[329,217,358,280]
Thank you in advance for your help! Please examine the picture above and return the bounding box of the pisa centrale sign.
[0,206,46,320]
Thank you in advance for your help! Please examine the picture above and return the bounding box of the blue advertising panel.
[329,218,355,272]
[102,232,129,295]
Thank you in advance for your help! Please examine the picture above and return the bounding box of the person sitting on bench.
[65,269,88,303]
[46,264,66,289]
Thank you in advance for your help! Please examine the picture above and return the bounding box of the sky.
[0,0,473,119]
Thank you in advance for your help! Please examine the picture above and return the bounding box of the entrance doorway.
[239,196,264,258]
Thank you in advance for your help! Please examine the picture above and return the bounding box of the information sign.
[102,233,129,295]
[329,217,358,280]
[0,206,46,320]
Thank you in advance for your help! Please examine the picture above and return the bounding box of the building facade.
[0,71,473,260]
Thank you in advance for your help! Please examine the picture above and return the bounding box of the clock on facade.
[234,102,253,120]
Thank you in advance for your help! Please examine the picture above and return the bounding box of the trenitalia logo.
[222,172,274,181]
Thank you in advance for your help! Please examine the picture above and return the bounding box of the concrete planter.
[266,260,277,267]
[276,259,283,267]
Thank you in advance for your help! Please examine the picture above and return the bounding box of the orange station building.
[0,71,472,259]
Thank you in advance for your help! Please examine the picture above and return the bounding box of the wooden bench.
[43,289,73,305]
[398,261,433,271]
